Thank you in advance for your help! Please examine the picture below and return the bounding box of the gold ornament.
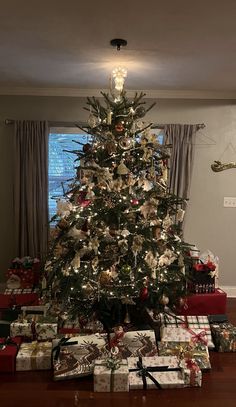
[160,295,169,305]
[117,160,129,175]
[99,270,113,286]
[121,264,131,274]
[57,218,69,230]
[82,282,95,297]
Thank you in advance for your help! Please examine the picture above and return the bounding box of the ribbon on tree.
[129,356,182,390]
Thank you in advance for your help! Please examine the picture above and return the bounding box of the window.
[48,128,90,222]
[48,127,164,222]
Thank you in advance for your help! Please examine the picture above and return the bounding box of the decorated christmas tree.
[44,76,191,330]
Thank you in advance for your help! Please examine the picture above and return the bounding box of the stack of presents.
[0,251,235,392]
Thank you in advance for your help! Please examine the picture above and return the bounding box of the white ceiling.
[1,0,236,98]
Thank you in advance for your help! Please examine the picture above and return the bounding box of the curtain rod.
[4,119,205,130]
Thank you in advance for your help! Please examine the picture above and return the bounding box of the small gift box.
[16,341,52,371]
[211,323,236,352]
[158,341,211,370]
[109,329,157,359]
[128,356,202,389]
[94,358,129,392]
[10,317,57,341]
[52,334,107,380]
[161,314,214,349]
[0,337,22,372]
[161,325,211,349]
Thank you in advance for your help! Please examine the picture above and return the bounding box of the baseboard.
[220,286,236,298]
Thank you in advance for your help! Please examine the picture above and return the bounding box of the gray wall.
[0,96,236,287]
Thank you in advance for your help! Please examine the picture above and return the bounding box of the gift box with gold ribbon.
[158,341,211,370]
[16,341,52,371]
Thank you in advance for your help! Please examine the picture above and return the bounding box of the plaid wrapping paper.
[211,323,236,352]
[94,359,129,392]
[127,356,201,389]
[160,314,214,349]
[16,341,52,371]
[158,341,211,370]
[52,333,107,380]
[109,330,158,359]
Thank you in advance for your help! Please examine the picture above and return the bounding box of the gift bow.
[188,328,208,346]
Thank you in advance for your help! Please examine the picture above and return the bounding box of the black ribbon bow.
[129,357,182,390]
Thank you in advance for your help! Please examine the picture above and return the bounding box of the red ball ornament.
[77,191,91,208]
[131,198,139,206]
[115,122,124,133]
[140,287,149,301]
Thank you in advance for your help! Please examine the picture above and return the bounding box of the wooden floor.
[0,299,236,407]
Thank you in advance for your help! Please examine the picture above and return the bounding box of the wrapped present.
[189,250,219,293]
[0,291,39,310]
[128,356,201,389]
[10,317,57,341]
[94,358,129,392]
[158,341,211,370]
[109,328,157,358]
[211,323,236,352]
[0,337,22,372]
[16,341,52,371]
[178,288,227,316]
[52,334,107,380]
[6,268,34,289]
[160,314,214,349]
[21,305,49,318]
[161,326,209,348]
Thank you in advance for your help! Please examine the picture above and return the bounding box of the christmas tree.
[44,79,191,330]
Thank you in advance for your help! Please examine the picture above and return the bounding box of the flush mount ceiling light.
[110,38,127,51]
[110,38,128,94]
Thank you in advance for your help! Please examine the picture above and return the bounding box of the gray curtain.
[13,120,49,261]
[164,124,197,200]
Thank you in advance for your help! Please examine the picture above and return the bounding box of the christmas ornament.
[140,199,158,219]
[131,198,139,206]
[71,253,81,269]
[119,137,134,150]
[118,239,129,254]
[105,140,117,155]
[117,160,129,175]
[57,218,69,229]
[153,226,161,240]
[114,121,125,134]
[139,287,148,301]
[132,235,144,253]
[159,294,169,305]
[56,199,73,218]
[121,264,131,274]
[88,114,99,128]
[99,270,113,286]
[176,208,185,223]
[82,282,95,297]
[135,106,146,118]
[83,143,92,154]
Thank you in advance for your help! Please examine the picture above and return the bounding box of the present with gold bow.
[16,341,52,371]
[158,341,211,370]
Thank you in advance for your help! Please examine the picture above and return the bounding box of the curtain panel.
[13,120,49,261]
[164,124,197,201]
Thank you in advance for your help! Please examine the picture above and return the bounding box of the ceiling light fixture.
[110,38,128,95]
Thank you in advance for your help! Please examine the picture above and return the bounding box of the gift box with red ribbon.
[178,288,227,316]
[0,336,22,372]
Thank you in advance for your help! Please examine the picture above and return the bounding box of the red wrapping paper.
[178,288,226,316]
[0,337,22,373]
[0,293,39,309]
